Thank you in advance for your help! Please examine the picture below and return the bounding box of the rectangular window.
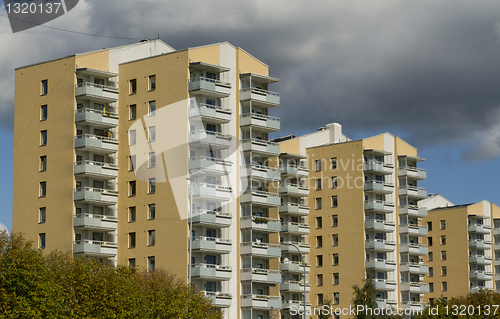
[128,258,136,268]
[427,221,432,231]
[149,126,156,142]
[315,198,322,210]
[129,130,136,146]
[317,274,323,286]
[129,232,136,248]
[148,256,155,272]
[148,230,155,246]
[441,250,447,261]
[331,196,338,208]
[39,181,46,197]
[317,294,324,305]
[441,220,446,230]
[40,156,47,172]
[129,206,136,222]
[128,155,136,171]
[331,157,337,170]
[442,282,447,292]
[316,236,323,248]
[441,235,446,245]
[428,252,433,262]
[39,233,45,249]
[129,79,137,95]
[333,254,339,265]
[315,178,322,191]
[333,273,339,285]
[148,204,156,220]
[316,255,323,267]
[331,176,337,189]
[148,152,156,168]
[148,178,156,194]
[39,207,46,223]
[429,283,434,292]
[442,266,447,276]
[316,217,322,229]
[149,100,156,116]
[332,234,338,247]
[41,79,48,95]
[428,237,433,246]
[332,215,338,227]
[129,181,136,197]
[333,293,339,305]
[149,75,156,91]
[40,105,47,121]
[315,159,321,172]
[40,130,47,146]
[129,104,136,120]
[429,267,433,277]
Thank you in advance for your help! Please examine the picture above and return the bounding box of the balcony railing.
[365,239,396,252]
[469,239,492,250]
[373,278,397,291]
[74,213,118,230]
[240,268,281,283]
[399,224,428,237]
[190,236,232,254]
[240,242,281,258]
[280,242,311,254]
[202,291,232,308]
[281,221,310,235]
[240,189,280,207]
[400,282,430,294]
[398,166,427,180]
[280,280,311,292]
[190,183,231,202]
[189,156,232,175]
[242,164,281,181]
[75,134,119,154]
[364,200,394,213]
[240,216,281,232]
[75,82,119,102]
[280,202,309,216]
[280,261,310,273]
[189,209,231,227]
[73,239,117,257]
[400,243,428,255]
[74,187,118,205]
[468,224,491,234]
[241,294,281,309]
[364,219,396,232]
[191,263,232,280]
[398,186,427,199]
[188,77,231,97]
[365,259,397,271]
[399,262,429,274]
[399,205,427,218]
[240,87,280,106]
[189,130,231,149]
[75,108,118,127]
[280,164,309,177]
[240,113,280,132]
[364,161,394,174]
[74,160,118,179]
[279,183,309,197]
[364,180,394,194]
[240,138,280,156]
[189,103,231,123]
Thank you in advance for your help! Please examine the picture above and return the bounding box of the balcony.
[373,279,397,291]
[279,184,309,197]
[73,240,117,257]
[240,189,280,207]
[365,240,396,252]
[241,295,281,310]
[468,224,491,234]
[364,219,396,233]
[280,222,310,235]
[281,300,311,312]
[240,138,280,156]
[75,82,118,103]
[398,166,427,180]
[242,164,280,181]
[280,281,310,293]
[240,113,280,132]
[399,205,427,218]
[364,181,394,194]
[280,242,310,254]
[280,261,310,274]
[401,301,427,312]
[364,200,394,213]
[376,299,397,309]
[240,216,281,233]
[75,108,118,128]
[189,210,231,228]
[240,242,281,258]
[280,203,309,216]
[494,227,500,236]
[365,259,397,271]
[400,282,430,294]
[189,103,231,124]
[364,161,394,174]
[400,262,429,274]
[398,186,427,199]
[240,268,281,284]
[400,243,428,255]
[190,237,232,254]
[280,164,309,178]
[469,240,492,250]
[188,77,231,98]
[74,161,118,180]
[469,255,493,265]
[73,214,118,231]
[75,134,118,154]
[190,183,231,202]
[240,87,280,106]
[74,187,118,205]
[191,264,232,281]
[203,291,232,308]
[189,156,232,176]
[399,224,428,237]
[189,131,231,150]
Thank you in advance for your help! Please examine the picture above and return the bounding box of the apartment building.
[420,196,500,302]
[276,125,430,317]
[13,40,285,319]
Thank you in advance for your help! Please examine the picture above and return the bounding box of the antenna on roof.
[157,33,160,39]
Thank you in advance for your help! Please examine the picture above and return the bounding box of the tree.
[318,298,332,319]
[352,278,378,319]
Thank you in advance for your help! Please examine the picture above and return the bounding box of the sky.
[0,0,499,229]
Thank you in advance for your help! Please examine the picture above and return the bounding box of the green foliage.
[0,232,222,319]
[352,278,378,319]
[318,298,332,319]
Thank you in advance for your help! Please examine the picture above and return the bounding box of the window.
[316,255,323,267]
[315,159,321,171]
[148,204,156,220]
[149,126,156,142]
[316,236,323,248]
[333,273,339,285]
[333,292,339,305]
[442,282,447,292]
[427,221,432,231]
[428,237,433,246]
[332,215,338,227]
[317,274,323,286]
[129,79,137,95]
[315,198,322,210]
[441,220,446,230]
[39,181,46,197]
[149,75,156,91]
[331,176,337,189]
[149,100,156,116]
[148,256,155,271]
[128,259,136,268]
[148,152,156,168]
[333,254,339,265]
[40,156,47,172]
[129,232,136,248]
[148,178,156,194]
[148,230,155,246]
[40,105,47,120]
[317,294,324,305]
[441,250,447,261]
[39,233,45,249]
[129,206,136,222]
[40,130,47,146]
[129,130,136,146]
[129,104,136,120]
[129,181,136,197]
[442,266,447,276]
[41,79,48,95]
[128,155,136,171]
[441,235,446,245]
[39,207,46,223]
[331,196,338,208]
[315,178,322,191]
[332,234,338,246]
[429,283,434,293]
[331,157,337,170]
[428,252,433,262]
[429,267,433,277]
[316,217,322,229]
